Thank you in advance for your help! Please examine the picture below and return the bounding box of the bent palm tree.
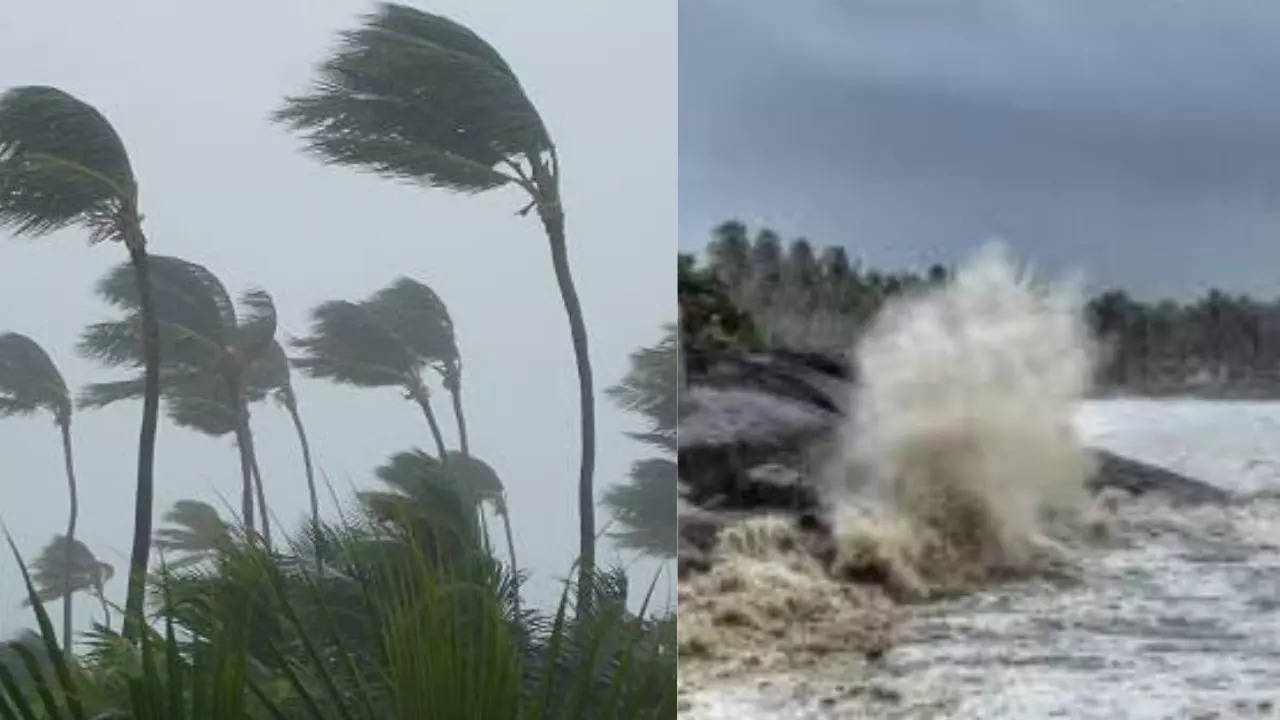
[24,535,114,633]
[276,3,599,607]
[79,256,278,540]
[292,278,457,459]
[0,85,159,641]
[0,332,80,653]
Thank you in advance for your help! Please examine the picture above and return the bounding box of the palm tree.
[292,278,457,460]
[23,535,114,633]
[78,256,278,540]
[0,332,80,653]
[0,85,160,641]
[604,326,677,559]
[274,3,600,607]
[155,499,231,569]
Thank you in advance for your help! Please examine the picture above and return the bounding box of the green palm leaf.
[0,332,70,422]
[0,86,136,241]
[275,3,550,192]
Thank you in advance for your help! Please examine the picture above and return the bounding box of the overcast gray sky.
[680,0,1280,301]
[0,0,674,639]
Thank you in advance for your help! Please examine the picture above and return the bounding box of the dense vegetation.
[0,4,674,717]
[683,220,1280,397]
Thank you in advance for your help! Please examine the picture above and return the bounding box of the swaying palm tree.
[23,535,114,633]
[292,277,458,460]
[605,325,678,559]
[78,256,278,541]
[0,85,160,641]
[0,332,81,653]
[155,499,231,569]
[275,3,600,606]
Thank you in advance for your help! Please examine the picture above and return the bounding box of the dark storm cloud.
[680,0,1280,300]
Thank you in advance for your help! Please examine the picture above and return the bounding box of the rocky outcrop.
[677,349,1232,578]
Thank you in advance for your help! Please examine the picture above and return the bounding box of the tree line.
[683,220,1280,397]
[0,4,675,717]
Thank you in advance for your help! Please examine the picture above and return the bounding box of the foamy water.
[680,399,1280,718]
[680,246,1280,717]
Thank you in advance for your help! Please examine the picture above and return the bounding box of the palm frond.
[274,3,550,192]
[605,325,677,450]
[0,86,136,241]
[155,500,231,565]
[602,458,676,558]
[291,299,417,387]
[233,288,277,360]
[364,276,458,367]
[0,332,69,421]
[88,256,234,368]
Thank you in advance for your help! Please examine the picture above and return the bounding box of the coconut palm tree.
[292,278,457,460]
[0,332,80,652]
[23,535,114,633]
[275,3,600,606]
[605,326,678,559]
[0,85,160,640]
[78,256,278,540]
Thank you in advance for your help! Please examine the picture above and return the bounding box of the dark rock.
[1088,449,1230,505]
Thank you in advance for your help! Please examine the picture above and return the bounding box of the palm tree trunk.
[478,507,493,554]
[285,397,319,531]
[498,496,520,615]
[538,203,596,614]
[448,381,469,457]
[251,450,271,550]
[412,388,449,460]
[231,399,257,538]
[124,243,160,643]
[94,584,110,631]
[58,419,77,656]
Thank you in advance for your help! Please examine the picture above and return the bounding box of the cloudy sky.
[0,0,674,640]
[680,1,1280,301]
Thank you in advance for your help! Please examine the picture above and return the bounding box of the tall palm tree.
[604,326,677,559]
[0,85,160,641]
[78,256,278,540]
[23,535,114,634]
[0,332,80,653]
[275,3,600,607]
[292,278,457,460]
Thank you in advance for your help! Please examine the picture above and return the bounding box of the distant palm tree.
[0,333,80,653]
[275,3,600,607]
[23,535,114,633]
[0,85,160,640]
[78,256,278,540]
[155,499,231,570]
[605,326,678,558]
[292,278,458,460]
